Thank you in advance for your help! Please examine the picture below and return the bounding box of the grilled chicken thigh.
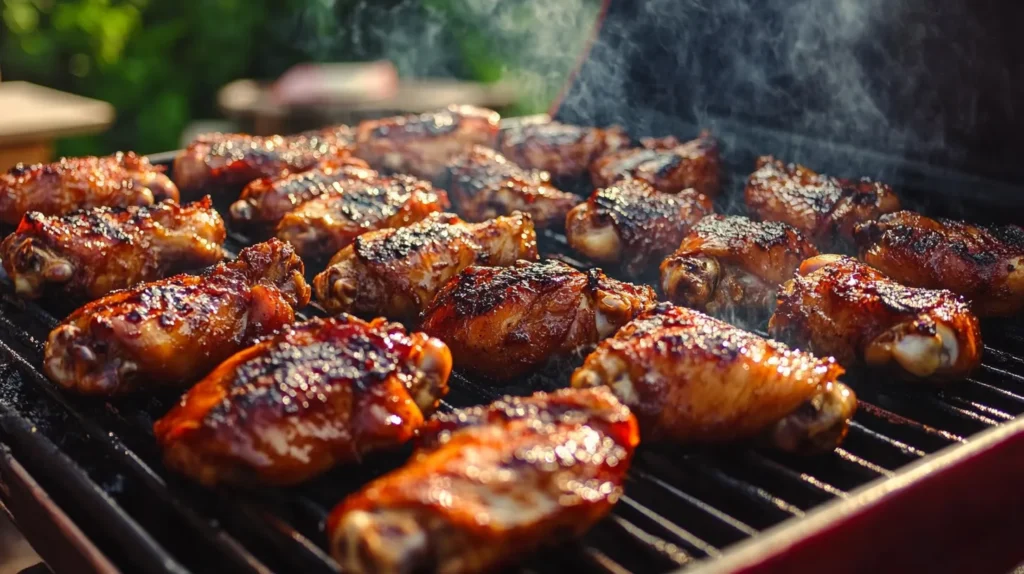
[572,304,856,454]
[745,156,900,248]
[355,105,501,181]
[328,386,638,574]
[154,316,452,486]
[660,215,818,315]
[565,180,712,274]
[590,132,721,197]
[44,239,310,394]
[1,198,226,300]
[854,211,1024,317]
[497,120,630,179]
[420,260,657,381]
[0,153,179,226]
[313,212,537,322]
[770,255,982,381]
[275,173,450,260]
[443,146,578,228]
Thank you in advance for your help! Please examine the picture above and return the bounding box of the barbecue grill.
[3,1,1024,572]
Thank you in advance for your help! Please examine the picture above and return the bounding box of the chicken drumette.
[420,259,657,381]
[154,315,452,486]
[497,120,630,179]
[590,132,721,197]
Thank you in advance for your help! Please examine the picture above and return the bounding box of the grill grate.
[0,155,1022,574]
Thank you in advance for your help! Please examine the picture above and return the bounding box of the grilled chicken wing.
[497,120,630,179]
[1,197,225,301]
[590,132,721,197]
[566,180,712,274]
[43,239,311,394]
[443,146,578,228]
[854,211,1024,317]
[660,215,818,315]
[313,212,537,322]
[154,315,451,486]
[0,153,179,226]
[572,304,856,454]
[173,127,354,193]
[354,105,500,181]
[420,260,657,381]
[770,255,982,381]
[745,156,900,248]
[327,386,638,574]
[228,157,374,229]
[275,173,450,260]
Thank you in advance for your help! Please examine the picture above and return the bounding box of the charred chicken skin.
[854,211,1024,317]
[497,120,630,179]
[572,304,856,454]
[313,212,538,322]
[327,386,638,574]
[354,105,501,181]
[154,315,452,487]
[1,197,226,301]
[565,179,713,274]
[443,146,578,229]
[590,132,721,197]
[275,173,450,260]
[43,239,311,395]
[660,215,818,315]
[0,153,179,226]
[420,260,657,382]
[770,255,982,382]
[745,156,900,248]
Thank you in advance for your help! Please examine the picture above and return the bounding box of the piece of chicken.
[154,315,452,487]
[313,212,538,322]
[1,198,226,301]
[228,156,374,229]
[497,120,630,179]
[769,255,982,382]
[572,303,856,454]
[745,156,901,249]
[566,179,713,274]
[275,174,450,260]
[420,259,657,382]
[354,105,501,181]
[854,211,1024,317]
[589,132,721,197]
[660,215,818,316]
[43,239,311,395]
[327,386,638,574]
[173,127,354,193]
[0,153,179,226]
[443,146,578,228]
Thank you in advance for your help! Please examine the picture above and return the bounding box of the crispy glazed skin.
[43,239,311,394]
[572,304,856,454]
[745,156,901,248]
[660,215,818,315]
[770,255,982,382]
[420,260,657,381]
[354,105,501,181]
[313,212,538,322]
[497,120,630,178]
[173,127,354,192]
[854,211,1024,317]
[1,198,226,300]
[229,157,374,229]
[154,316,452,486]
[565,179,712,274]
[275,173,450,260]
[443,146,578,228]
[0,153,179,226]
[590,133,721,197]
[327,387,638,574]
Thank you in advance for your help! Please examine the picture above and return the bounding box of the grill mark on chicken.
[353,214,471,264]
[497,121,630,178]
[590,133,721,196]
[448,260,579,318]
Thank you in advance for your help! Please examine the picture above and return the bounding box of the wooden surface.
[0,82,114,146]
